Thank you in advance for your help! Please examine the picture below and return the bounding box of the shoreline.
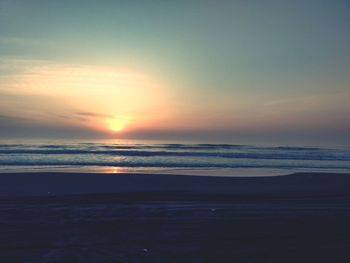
[1,171,350,198]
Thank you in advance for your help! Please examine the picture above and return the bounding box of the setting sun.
[106,118,128,132]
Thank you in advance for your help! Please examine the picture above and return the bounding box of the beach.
[1,0,349,261]
[1,172,350,262]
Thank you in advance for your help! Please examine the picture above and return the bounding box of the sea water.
[0,140,350,176]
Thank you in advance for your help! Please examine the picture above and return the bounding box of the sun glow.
[1,60,176,136]
[106,118,128,132]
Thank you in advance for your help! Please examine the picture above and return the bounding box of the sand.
[0,172,350,262]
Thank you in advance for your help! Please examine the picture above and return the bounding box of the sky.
[0,0,349,145]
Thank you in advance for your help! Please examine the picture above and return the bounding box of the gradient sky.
[0,0,349,145]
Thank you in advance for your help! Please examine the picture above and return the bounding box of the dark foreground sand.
[1,172,350,262]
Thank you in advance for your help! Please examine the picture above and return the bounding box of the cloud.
[0,112,105,139]
[0,114,31,124]
[75,111,113,118]
[0,119,105,139]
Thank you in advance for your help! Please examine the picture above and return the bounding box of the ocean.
[1,140,350,176]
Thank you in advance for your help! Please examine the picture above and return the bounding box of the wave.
[1,159,350,169]
[0,143,325,150]
[0,149,349,161]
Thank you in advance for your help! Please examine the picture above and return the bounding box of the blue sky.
[0,0,349,145]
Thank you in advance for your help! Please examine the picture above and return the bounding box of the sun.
[106,118,127,132]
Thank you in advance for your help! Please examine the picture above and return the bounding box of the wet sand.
[0,172,350,262]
